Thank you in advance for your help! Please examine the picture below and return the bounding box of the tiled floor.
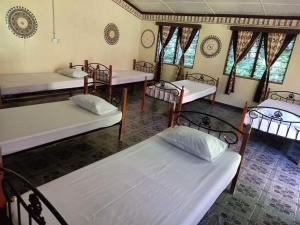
[3,88,300,225]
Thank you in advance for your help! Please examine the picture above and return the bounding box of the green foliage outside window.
[156,28,199,68]
[224,35,295,84]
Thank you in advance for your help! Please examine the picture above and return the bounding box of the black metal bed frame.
[268,90,300,105]
[134,61,155,73]
[246,106,300,140]
[2,168,68,225]
[0,109,250,224]
[86,63,111,86]
[186,72,219,86]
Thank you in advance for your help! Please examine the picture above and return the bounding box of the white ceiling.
[126,0,300,16]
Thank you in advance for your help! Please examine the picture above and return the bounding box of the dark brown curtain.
[176,27,199,80]
[156,25,177,81]
[225,30,260,94]
[254,33,296,102]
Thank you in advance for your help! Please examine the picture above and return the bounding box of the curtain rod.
[230,26,300,34]
[156,22,201,28]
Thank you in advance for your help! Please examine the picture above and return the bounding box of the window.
[224,34,296,84]
[156,28,199,68]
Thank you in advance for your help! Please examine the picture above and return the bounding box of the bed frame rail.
[266,89,300,105]
[168,104,252,194]
[141,79,184,113]
[240,102,300,166]
[133,59,155,73]
[0,153,68,225]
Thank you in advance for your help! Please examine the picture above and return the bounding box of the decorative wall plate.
[104,23,119,45]
[141,29,155,48]
[6,6,38,39]
[200,35,222,58]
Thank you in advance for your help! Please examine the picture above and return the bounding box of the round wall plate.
[200,35,222,58]
[6,6,38,39]
[104,23,119,45]
[141,29,155,49]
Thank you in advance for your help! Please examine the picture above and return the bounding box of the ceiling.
[125,0,300,17]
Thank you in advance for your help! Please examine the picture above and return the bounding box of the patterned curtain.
[156,25,177,81]
[225,30,260,94]
[176,27,199,80]
[254,32,296,102]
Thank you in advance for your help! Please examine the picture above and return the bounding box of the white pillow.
[158,126,227,161]
[70,94,117,115]
[57,68,88,78]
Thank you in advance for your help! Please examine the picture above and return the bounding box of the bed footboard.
[266,89,300,105]
[84,60,113,101]
[141,79,184,112]
[133,59,155,74]
[0,149,68,225]
[239,101,300,166]
[168,104,251,194]
[186,72,219,104]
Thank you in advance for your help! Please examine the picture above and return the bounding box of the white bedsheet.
[12,133,241,225]
[244,99,300,140]
[111,70,154,85]
[0,72,92,95]
[146,80,216,104]
[0,101,122,155]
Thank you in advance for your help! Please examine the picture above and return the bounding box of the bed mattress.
[11,133,241,225]
[0,101,122,155]
[111,70,154,85]
[244,99,300,140]
[146,80,216,104]
[0,72,92,95]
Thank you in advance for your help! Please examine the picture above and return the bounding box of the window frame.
[154,28,200,69]
[223,34,296,85]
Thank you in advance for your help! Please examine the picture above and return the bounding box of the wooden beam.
[230,26,300,34]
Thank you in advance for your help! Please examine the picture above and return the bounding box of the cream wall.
[138,20,300,108]
[0,0,141,73]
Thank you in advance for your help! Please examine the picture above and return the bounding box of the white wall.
[0,0,141,73]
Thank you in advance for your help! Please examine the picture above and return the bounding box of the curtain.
[225,30,260,94]
[156,25,177,81]
[176,27,199,80]
[254,33,296,102]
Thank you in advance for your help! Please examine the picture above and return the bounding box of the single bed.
[141,72,219,112]
[0,87,127,156]
[0,108,251,225]
[85,59,155,101]
[0,63,93,105]
[240,90,300,165]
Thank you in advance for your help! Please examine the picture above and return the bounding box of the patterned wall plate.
[104,23,119,45]
[200,35,222,58]
[6,6,38,39]
[141,29,155,48]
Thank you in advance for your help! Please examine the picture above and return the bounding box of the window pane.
[225,41,234,74]
[253,39,266,80]
[183,31,199,67]
[270,39,295,83]
[235,38,259,77]
[254,38,295,83]
[163,28,178,64]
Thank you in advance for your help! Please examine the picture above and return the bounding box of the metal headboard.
[2,168,68,225]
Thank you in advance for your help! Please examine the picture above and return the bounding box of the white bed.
[0,72,92,96]
[0,100,122,155]
[146,80,216,104]
[244,99,300,140]
[11,132,241,225]
[111,70,154,85]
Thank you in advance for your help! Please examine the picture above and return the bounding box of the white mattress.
[146,80,216,104]
[12,133,241,225]
[111,70,154,85]
[0,73,92,95]
[244,99,300,140]
[0,101,122,155]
